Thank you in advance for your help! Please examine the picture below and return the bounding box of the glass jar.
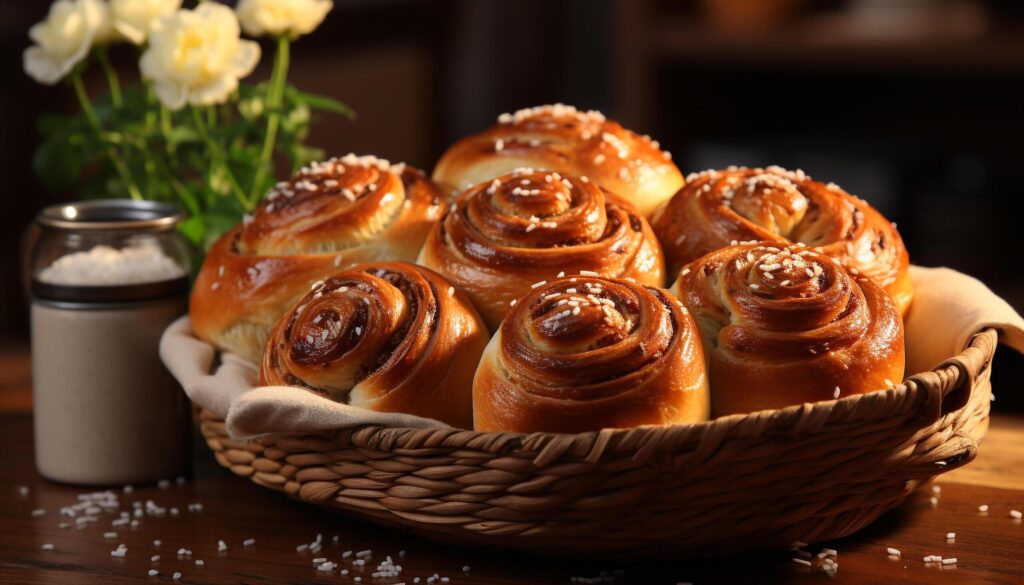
[28,200,193,485]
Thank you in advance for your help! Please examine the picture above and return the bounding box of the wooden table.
[1,354,1022,584]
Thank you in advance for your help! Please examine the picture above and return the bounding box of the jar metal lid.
[37,200,184,232]
[31,276,190,304]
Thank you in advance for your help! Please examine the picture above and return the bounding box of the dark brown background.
[2,0,1022,408]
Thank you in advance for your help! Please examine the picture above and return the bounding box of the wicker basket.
[198,329,996,559]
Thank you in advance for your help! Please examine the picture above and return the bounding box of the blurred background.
[2,0,1022,410]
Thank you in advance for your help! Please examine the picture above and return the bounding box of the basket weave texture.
[198,329,996,559]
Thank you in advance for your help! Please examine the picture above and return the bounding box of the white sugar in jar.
[28,200,193,485]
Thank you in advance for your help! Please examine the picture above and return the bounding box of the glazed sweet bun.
[259,262,489,428]
[418,168,665,330]
[652,166,912,314]
[670,242,905,417]
[473,274,709,433]
[191,155,445,362]
[433,103,684,217]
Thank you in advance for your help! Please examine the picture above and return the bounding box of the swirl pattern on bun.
[260,262,488,428]
[433,104,684,217]
[652,166,911,314]
[472,274,709,433]
[670,242,905,417]
[418,168,665,330]
[191,155,445,362]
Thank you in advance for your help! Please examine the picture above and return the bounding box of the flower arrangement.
[25,0,352,250]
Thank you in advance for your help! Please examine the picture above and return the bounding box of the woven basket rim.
[198,330,997,557]
[220,329,998,467]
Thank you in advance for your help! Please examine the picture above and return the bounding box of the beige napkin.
[161,266,1024,439]
[904,266,1024,375]
[159,318,448,438]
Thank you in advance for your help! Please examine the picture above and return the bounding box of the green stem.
[171,180,201,217]
[191,106,249,210]
[95,46,123,108]
[160,105,176,156]
[154,160,198,215]
[71,71,142,200]
[248,35,290,205]
[116,132,199,216]
[143,83,157,132]
[72,72,100,127]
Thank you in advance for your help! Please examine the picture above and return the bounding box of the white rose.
[139,3,261,110]
[236,0,332,39]
[92,1,122,45]
[110,0,181,45]
[23,0,111,85]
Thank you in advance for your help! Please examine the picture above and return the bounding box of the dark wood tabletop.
[1,349,1022,584]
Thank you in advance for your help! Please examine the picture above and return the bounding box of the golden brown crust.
[670,242,905,417]
[190,155,446,362]
[651,166,912,314]
[259,262,488,429]
[433,104,684,217]
[473,275,709,433]
[418,168,665,330]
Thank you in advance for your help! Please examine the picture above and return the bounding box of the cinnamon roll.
[651,166,912,314]
[418,168,665,330]
[670,242,905,417]
[260,262,488,428]
[433,104,684,217]
[473,275,709,433]
[191,155,445,362]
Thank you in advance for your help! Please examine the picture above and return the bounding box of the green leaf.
[33,135,84,192]
[37,112,83,137]
[166,126,202,147]
[287,144,325,173]
[286,86,356,119]
[178,215,205,247]
[281,102,311,134]
[29,76,355,257]
[201,199,244,251]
